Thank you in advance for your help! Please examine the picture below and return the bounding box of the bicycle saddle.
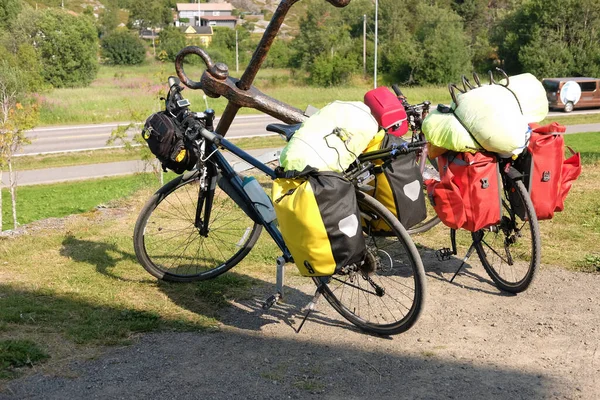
[266,123,302,142]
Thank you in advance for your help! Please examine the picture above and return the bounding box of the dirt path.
[2,249,598,400]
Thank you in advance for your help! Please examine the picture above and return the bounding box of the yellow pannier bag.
[272,167,366,276]
[362,131,427,231]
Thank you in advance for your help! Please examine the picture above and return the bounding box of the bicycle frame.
[198,136,292,262]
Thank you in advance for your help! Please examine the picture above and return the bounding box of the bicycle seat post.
[276,256,285,299]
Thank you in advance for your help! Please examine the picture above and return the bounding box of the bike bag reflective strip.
[272,169,365,276]
[363,133,426,231]
[430,152,501,232]
[363,86,409,136]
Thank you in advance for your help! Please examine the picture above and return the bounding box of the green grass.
[542,113,600,126]
[0,180,280,381]
[0,340,49,379]
[37,62,454,126]
[564,131,600,165]
[12,148,142,171]
[1,173,164,231]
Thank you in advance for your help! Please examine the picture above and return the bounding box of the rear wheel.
[313,192,426,335]
[133,171,262,282]
[472,179,540,293]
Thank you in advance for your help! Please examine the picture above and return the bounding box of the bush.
[26,9,99,88]
[101,30,146,65]
[309,54,358,86]
[157,26,187,62]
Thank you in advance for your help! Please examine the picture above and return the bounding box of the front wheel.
[133,171,262,282]
[472,179,541,293]
[313,192,427,335]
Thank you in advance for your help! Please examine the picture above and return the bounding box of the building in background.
[176,3,238,29]
[182,25,213,46]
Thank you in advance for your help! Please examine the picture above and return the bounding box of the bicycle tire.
[134,171,262,282]
[472,179,541,293]
[406,215,441,235]
[313,191,427,335]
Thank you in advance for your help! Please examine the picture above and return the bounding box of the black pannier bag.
[366,133,427,231]
[142,111,198,174]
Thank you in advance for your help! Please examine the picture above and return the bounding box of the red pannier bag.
[516,123,582,220]
[364,87,408,136]
[426,152,501,232]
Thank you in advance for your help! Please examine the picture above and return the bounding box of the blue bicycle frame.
[199,135,293,263]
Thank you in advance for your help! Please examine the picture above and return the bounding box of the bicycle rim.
[314,192,426,335]
[134,171,262,282]
[472,179,541,293]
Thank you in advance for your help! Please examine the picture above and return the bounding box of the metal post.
[236,29,239,73]
[374,0,378,88]
[363,14,366,76]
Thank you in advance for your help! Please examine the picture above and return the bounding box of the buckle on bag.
[481,178,489,189]
[542,171,551,182]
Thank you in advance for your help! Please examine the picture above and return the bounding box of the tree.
[0,63,37,231]
[157,26,186,62]
[99,0,121,37]
[16,9,99,88]
[102,30,147,65]
[128,0,173,56]
[0,0,21,30]
[290,0,360,85]
[378,0,471,84]
[493,0,600,77]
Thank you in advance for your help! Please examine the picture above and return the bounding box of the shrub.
[157,26,187,62]
[30,9,99,88]
[101,30,146,65]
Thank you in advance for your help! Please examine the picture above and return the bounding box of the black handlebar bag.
[142,111,198,174]
[364,132,427,232]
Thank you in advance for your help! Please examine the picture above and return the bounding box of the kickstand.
[295,285,323,334]
[449,233,482,283]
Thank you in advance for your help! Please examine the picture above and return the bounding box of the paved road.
[19,115,281,155]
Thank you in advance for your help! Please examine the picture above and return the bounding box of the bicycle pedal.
[262,293,281,310]
[435,248,453,261]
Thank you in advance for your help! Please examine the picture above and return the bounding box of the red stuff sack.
[364,87,408,136]
[427,152,501,232]
[516,123,581,220]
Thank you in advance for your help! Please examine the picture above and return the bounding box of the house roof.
[182,25,213,35]
[177,3,234,11]
[200,15,238,21]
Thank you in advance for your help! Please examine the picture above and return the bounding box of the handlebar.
[358,140,427,163]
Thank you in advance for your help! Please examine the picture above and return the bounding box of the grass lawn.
[0,177,286,382]
[35,62,600,128]
[1,173,169,231]
[37,63,455,126]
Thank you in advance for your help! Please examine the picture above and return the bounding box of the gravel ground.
[1,248,598,400]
